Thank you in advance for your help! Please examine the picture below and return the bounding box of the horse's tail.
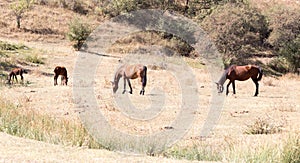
[257,66,263,81]
[142,66,147,87]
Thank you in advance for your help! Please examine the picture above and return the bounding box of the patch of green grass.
[233,145,281,163]
[185,59,205,69]
[164,145,221,161]
[282,134,300,163]
[0,98,103,149]
[25,53,45,64]
[0,41,29,51]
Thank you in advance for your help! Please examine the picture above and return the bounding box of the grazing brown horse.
[216,65,263,96]
[54,66,68,86]
[111,64,147,95]
[8,68,27,84]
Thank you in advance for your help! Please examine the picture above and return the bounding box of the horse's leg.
[252,78,259,96]
[61,76,64,85]
[226,81,232,96]
[140,86,145,95]
[20,74,24,83]
[64,76,68,85]
[8,74,12,84]
[140,77,145,95]
[127,79,133,94]
[232,80,236,94]
[14,74,17,83]
[54,75,58,86]
[122,77,126,94]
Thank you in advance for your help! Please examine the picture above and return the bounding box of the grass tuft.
[25,53,45,64]
[282,134,300,163]
[244,117,285,135]
[0,98,102,149]
[164,145,221,161]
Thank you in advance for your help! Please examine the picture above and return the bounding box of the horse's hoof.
[129,91,132,94]
[122,90,126,94]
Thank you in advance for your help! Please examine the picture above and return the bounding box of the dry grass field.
[0,0,299,162]
[0,38,299,162]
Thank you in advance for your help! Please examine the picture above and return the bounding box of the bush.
[279,36,300,73]
[201,3,271,66]
[10,0,33,29]
[267,57,289,73]
[103,0,164,17]
[25,54,44,64]
[267,7,300,51]
[35,0,88,14]
[66,18,91,50]
[244,117,284,135]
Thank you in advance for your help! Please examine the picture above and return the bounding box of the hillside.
[0,0,299,162]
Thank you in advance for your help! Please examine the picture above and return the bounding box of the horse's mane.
[218,68,229,85]
[218,65,235,85]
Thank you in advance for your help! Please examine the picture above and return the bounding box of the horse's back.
[227,65,261,81]
[121,64,144,79]
[54,66,67,75]
[11,68,24,75]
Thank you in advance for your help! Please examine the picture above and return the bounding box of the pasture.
[0,40,299,162]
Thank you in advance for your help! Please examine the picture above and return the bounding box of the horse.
[54,66,68,86]
[111,64,147,95]
[215,65,263,96]
[8,68,27,84]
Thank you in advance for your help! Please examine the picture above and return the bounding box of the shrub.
[66,18,92,50]
[10,0,33,29]
[244,117,285,135]
[279,36,300,73]
[267,57,289,73]
[35,0,88,14]
[25,54,44,64]
[103,0,164,17]
[201,2,271,66]
[267,7,300,51]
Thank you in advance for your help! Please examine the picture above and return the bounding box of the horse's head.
[111,81,118,93]
[215,82,224,93]
[22,69,28,74]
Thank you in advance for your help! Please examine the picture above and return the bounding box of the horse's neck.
[218,70,228,85]
[114,70,122,84]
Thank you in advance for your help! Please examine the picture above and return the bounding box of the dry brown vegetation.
[0,0,299,162]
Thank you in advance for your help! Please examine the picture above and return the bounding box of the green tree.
[67,18,92,50]
[10,0,33,29]
[201,3,270,66]
[279,36,300,73]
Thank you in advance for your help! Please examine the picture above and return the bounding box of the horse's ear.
[215,82,219,85]
[110,81,114,85]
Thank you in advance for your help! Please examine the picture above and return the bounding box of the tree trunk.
[184,0,189,13]
[16,15,21,29]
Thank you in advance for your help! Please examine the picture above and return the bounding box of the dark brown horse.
[54,66,68,86]
[8,68,27,84]
[111,64,147,95]
[216,65,263,96]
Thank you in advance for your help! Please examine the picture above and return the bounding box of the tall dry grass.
[0,97,102,149]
